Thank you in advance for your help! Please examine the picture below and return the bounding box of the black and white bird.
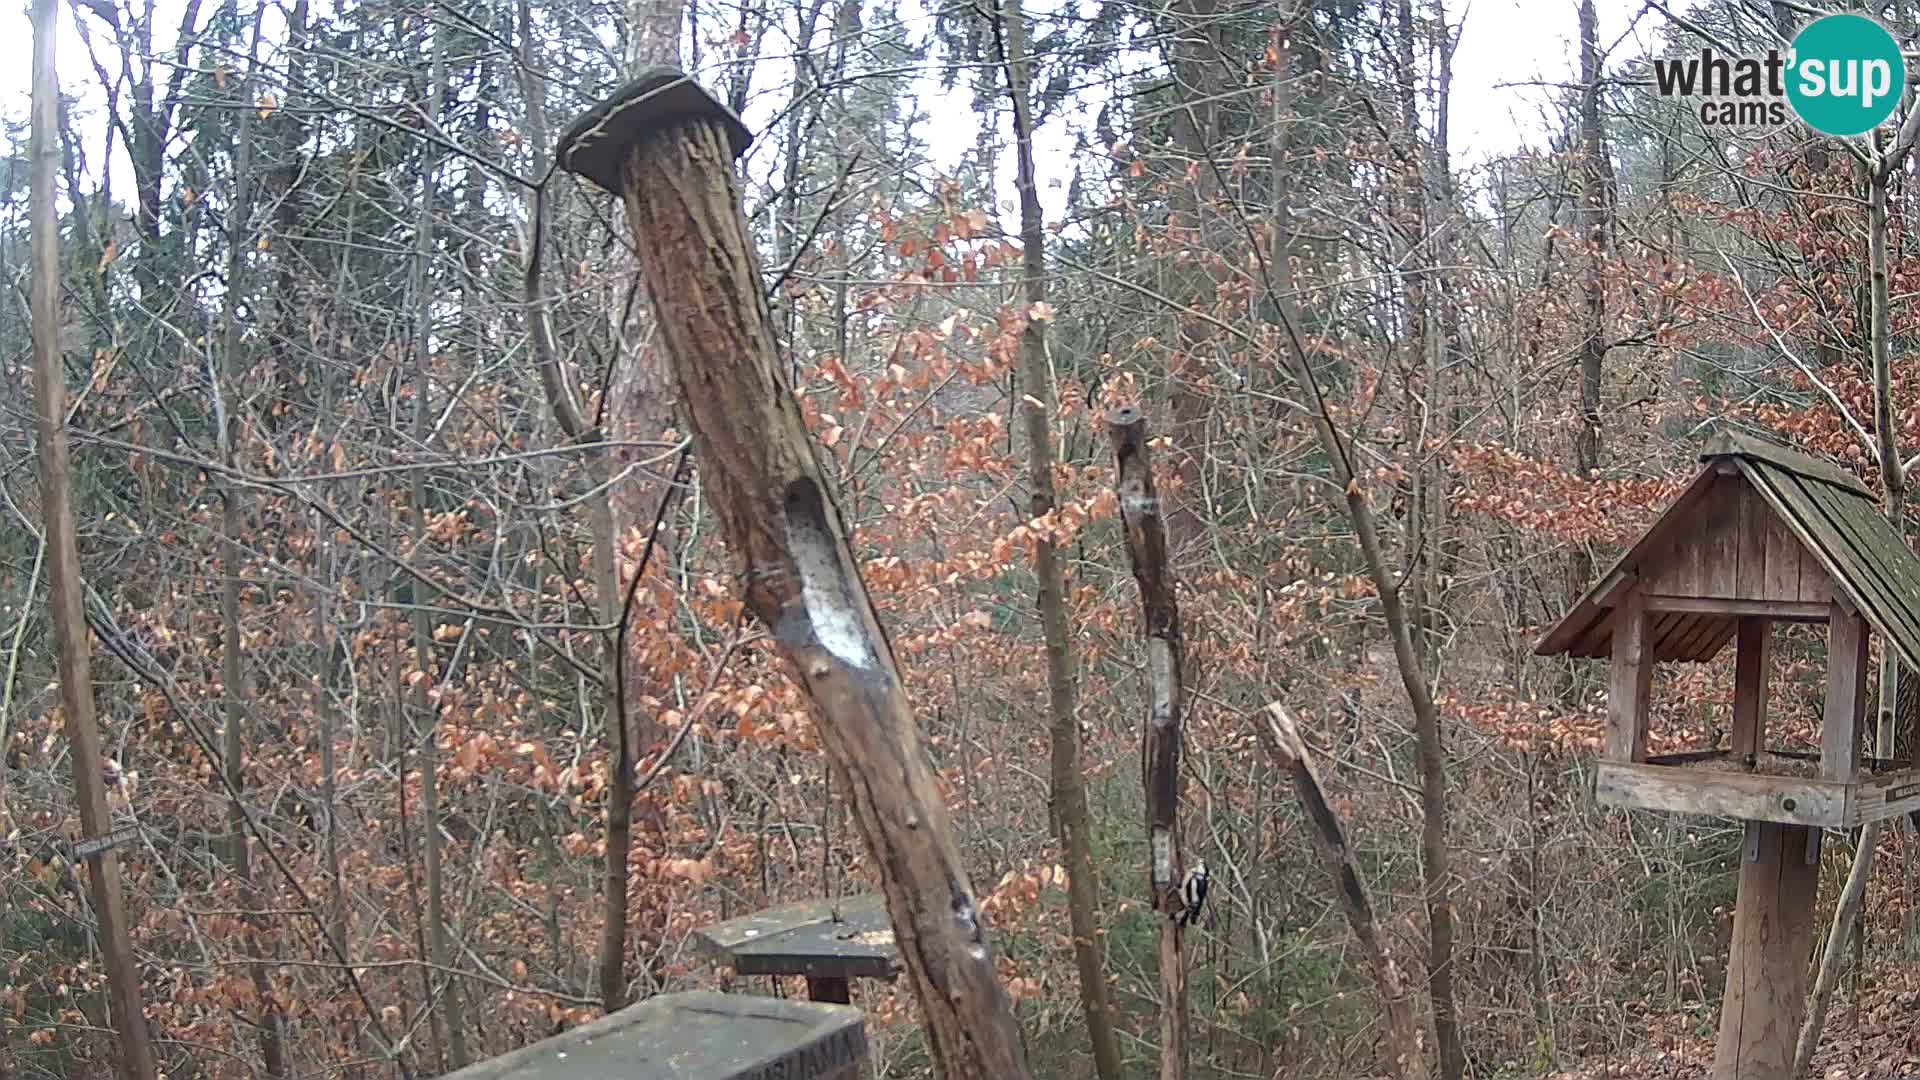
[1173,862,1209,929]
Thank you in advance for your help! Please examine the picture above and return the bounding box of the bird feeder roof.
[1536,431,1920,672]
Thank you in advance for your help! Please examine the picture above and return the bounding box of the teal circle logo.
[1787,14,1906,137]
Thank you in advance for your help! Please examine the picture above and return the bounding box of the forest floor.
[1553,970,1920,1078]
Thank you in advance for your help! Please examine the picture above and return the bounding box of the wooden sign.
[72,824,140,859]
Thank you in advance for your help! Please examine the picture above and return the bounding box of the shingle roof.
[1536,431,1920,672]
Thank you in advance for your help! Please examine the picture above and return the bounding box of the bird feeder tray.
[440,990,866,1080]
[695,894,900,1003]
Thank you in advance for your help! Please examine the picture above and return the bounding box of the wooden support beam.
[1712,822,1818,1080]
[807,976,852,1004]
[1607,592,1654,762]
[1823,604,1869,783]
[1732,617,1771,759]
[1641,596,1830,620]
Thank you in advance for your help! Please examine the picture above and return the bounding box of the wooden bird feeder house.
[1539,432,1920,823]
[1539,431,1920,1079]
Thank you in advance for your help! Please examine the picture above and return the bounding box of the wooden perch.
[554,70,1032,1080]
[1107,407,1189,1080]
[1256,704,1427,1080]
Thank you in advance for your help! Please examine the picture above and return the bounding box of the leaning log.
[1256,703,1426,1080]
[555,70,1033,1080]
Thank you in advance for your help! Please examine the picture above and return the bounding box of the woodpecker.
[1174,862,1209,929]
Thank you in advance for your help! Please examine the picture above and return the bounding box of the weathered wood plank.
[695,895,899,981]
[1735,482,1773,600]
[1607,594,1654,762]
[1643,610,1683,654]
[1763,511,1803,601]
[1795,476,1920,673]
[1796,477,1920,635]
[1593,762,1846,827]
[1704,480,1740,599]
[1642,596,1828,620]
[1670,612,1725,660]
[1796,540,1834,604]
[1823,605,1868,783]
[1704,431,1873,497]
[1847,768,1920,825]
[1536,467,1725,657]
[442,991,867,1080]
[1733,617,1771,758]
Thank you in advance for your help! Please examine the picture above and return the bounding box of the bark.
[997,4,1122,1077]
[1392,0,1435,666]
[1870,161,1905,758]
[29,0,158,1071]
[1108,409,1190,1080]
[1154,0,1221,551]
[1257,704,1427,1079]
[1569,0,1611,605]
[213,22,286,1074]
[605,112,1034,1080]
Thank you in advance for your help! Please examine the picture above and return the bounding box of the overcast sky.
[0,0,1659,222]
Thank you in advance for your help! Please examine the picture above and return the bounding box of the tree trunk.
[409,14,468,1067]
[1263,239,1462,1080]
[996,4,1122,1077]
[29,0,158,1071]
[574,93,1035,1079]
[214,22,286,1074]
[1107,409,1188,1080]
[520,0,685,1010]
[1569,0,1611,604]
[1799,145,1911,1071]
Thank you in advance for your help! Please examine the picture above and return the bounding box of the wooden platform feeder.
[695,894,901,1004]
[442,991,867,1079]
[1538,432,1920,1079]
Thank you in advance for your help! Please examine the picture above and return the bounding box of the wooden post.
[1732,617,1770,759]
[1823,605,1868,782]
[1607,592,1653,762]
[555,71,1033,1080]
[1713,821,1818,1080]
[1107,407,1189,1080]
[806,976,852,1005]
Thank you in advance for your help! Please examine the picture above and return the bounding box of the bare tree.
[29,0,157,1071]
[993,2,1123,1076]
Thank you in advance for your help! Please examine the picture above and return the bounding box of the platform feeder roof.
[1535,431,1920,673]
